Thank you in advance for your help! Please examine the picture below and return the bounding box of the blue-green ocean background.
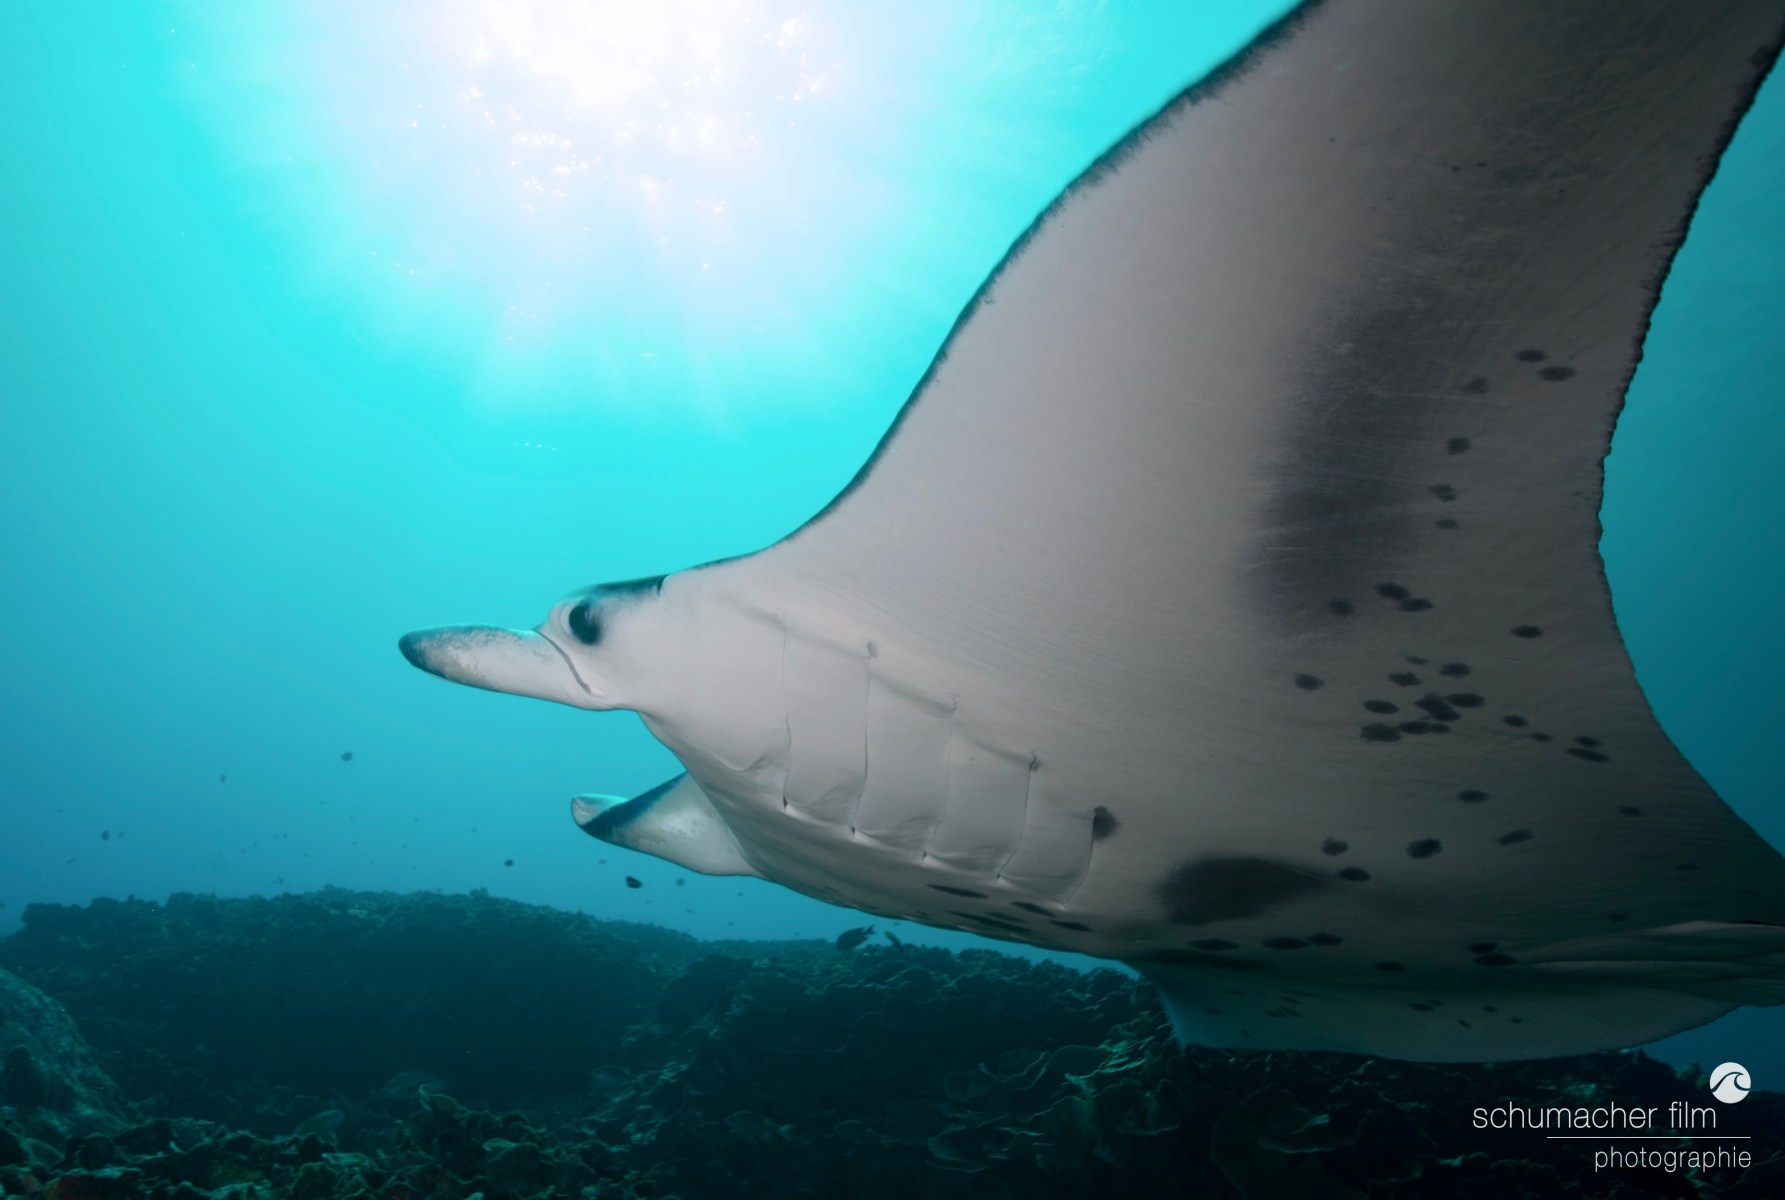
[3,1,1781,1082]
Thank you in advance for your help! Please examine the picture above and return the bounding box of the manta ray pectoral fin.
[1514,921,1785,1007]
[399,626,604,709]
[1135,919,1785,1062]
[572,774,762,878]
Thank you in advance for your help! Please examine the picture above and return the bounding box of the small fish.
[340,751,354,762]
[503,858,514,867]
[724,1110,794,1144]
[290,1109,343,1141]
[625,876,643,889]
[100,831,109,841]
[835,925,875,952]
[218,774,226,783]
[883,929,905,952]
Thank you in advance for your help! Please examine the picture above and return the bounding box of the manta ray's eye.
[566,601,602,646]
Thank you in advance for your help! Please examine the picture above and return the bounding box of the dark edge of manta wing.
[576,774,687,841]
[1583,29,1785,555]
[684,2,1784,579]
[682,0,1331,575]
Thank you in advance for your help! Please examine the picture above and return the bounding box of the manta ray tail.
[1138,920,1785,1062]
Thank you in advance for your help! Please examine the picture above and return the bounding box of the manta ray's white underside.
[402,0,1785,1060]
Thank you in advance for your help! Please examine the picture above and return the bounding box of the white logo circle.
[1709,1062,1751,1104]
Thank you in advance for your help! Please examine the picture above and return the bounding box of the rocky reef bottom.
[0,889,1777,1199]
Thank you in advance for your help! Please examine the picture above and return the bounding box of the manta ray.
[401,0,1785,1060]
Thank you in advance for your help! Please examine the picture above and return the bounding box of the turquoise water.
[2,0,1781,1083]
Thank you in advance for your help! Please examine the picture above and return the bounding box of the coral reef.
[0,889,1778,1199]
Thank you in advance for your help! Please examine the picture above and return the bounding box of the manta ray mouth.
[534,627,598,698]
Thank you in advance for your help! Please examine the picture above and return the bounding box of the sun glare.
[266,0,882,413]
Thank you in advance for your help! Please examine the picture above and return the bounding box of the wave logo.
[1709,1062,1751,1104]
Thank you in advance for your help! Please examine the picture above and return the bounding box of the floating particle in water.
[676,877,685,886]
[219,774,227,783]
[504,859,514,867]
[340,751,354,762]
[625,876,643,889]
[100,831,110,841]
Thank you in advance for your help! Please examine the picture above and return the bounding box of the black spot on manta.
[1408,839,1443,859]
[1337,867,1371,882]
[1515,348,1548,362]
[1566,748,1610,763]
[1012,901,1052,915]
[1468,942,1498,954]
[1400,598,1434,613]
[1435,518,1459,530]
[1190,938,1241,951]
[1307,932,1343,946]
[1321,837,1349,856]
[1608,913,1631,922]
[1157,857,1328,925]
[1446,693,1484,708]
[1439,663,1470,677]
[1511,625,1544,638]
[1502,714,1529,727]
[1474,953,1518,966]
[1389,672,1421,687]
[1139,948,1273,972]
[1530,733,1554,742]
[1462,377,1489,394]
[1574,736,1601,747]
[1091,806,1119,840]
[1294,673,1324,690]
[1404,655,1429,665]
[1618,806,1643,817]
[1446,437,1472,454]
[1361,724,1402,742]
[1376,961,1404,971]
[1497,830,1533,845]
[1328,598,1355,616]
[1051,919,1093,932]
[1363,700,1399,714]
[1458,789,1489,803]
[952,910,1024,930]
[1397,721,1445,735]
[928,884,988,898]
[1415,695,1462,722]
[1538,365,1577,382]
[1376,582,1411,600]
[1429,483,1458,503]
[1411,1002,1435,1012]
